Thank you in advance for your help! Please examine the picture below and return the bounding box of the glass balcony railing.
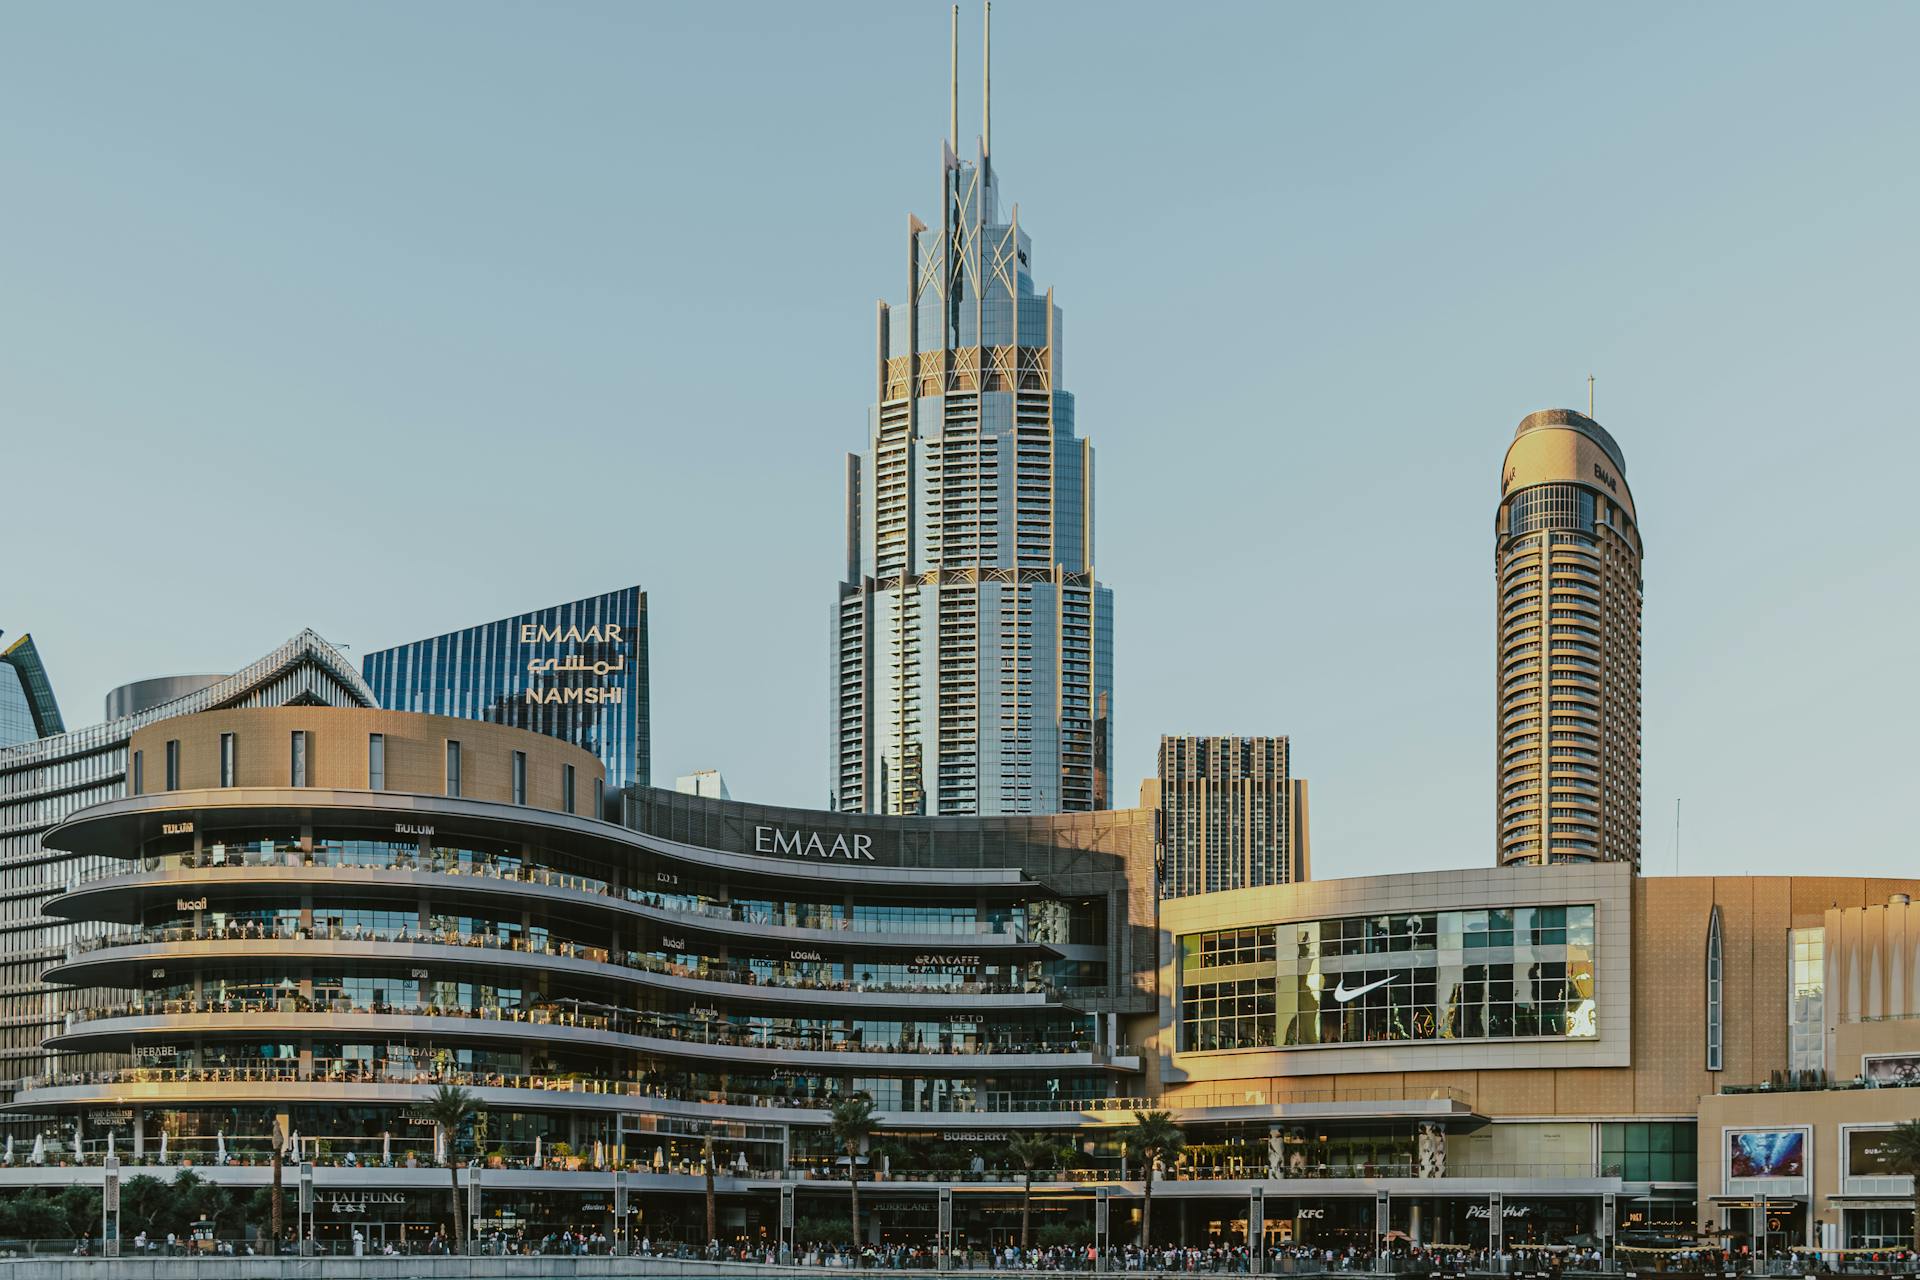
[62,999,1123,1060]
[76,854,1033,942]
[24,1071,1461,1120]
[64,924,1056,1000]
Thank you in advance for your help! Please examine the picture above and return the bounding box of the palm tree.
[703,1127,718,1249]
[412,1085,481,1255]
[1882,1119,1920,1250]
[1006,1133,1069,1255]
[829,1093,876,1264]
[1122,1111,1185,1249]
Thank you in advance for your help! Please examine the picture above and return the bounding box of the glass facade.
[1601,1121,1697,1181]
[0,632,65,748]
[1705,905,1724,1071]
[361,587,649,790]
[0,666,36,748]
[1789,925,1824,1074]
[1181,906,1598,1051]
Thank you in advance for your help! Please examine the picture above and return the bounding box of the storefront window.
[1601,1122,1697,1181]
[1182,905,1598,1050]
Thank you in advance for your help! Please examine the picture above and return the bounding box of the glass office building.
[0,632,64,748]
[832,22,1113,816]
[361,587,649,791]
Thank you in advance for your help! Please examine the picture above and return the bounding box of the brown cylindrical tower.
[1495,410,1643,867]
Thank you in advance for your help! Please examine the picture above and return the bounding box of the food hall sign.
[753,826,875,862]
[519,623,629,705]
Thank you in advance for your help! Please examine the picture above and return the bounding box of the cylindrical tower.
[1495,409,1643,868]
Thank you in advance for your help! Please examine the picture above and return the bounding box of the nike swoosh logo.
[1332,975,1393,1003]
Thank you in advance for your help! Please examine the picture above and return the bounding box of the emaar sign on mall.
[753,825,876,861]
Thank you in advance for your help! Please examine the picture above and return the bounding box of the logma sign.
[753,826,875,861]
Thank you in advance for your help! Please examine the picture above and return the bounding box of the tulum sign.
[753,826,875,862]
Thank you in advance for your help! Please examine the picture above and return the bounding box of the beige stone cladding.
[127,706,604,815]
[1697,1084,1920,1227]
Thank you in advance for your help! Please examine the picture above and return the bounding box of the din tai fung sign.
[518,622,630,706]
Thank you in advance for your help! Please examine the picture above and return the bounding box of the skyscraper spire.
[949,5,959,154]
[982,1,991,159]
[836,0,1114,817]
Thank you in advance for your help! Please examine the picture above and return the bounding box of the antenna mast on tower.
[982,1,991,160]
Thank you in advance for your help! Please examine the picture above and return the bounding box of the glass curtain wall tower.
[833,4,1113,816]
[362,587,649,793]
[0,633,65,748]
[1494,409,1644,868]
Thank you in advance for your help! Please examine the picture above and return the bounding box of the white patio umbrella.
[652,1145,665,1170]
[381,1131,390,1165]
[73,1122,82,1160]
[107,1131,115,1158]
[4,1134,12,1164]
[533,1135,542,1168]
[217,1132,227,1164]
[736,1152,748,1173]
[29,1134,44,1165]
[158,1130,167,1164]
[593,1139,604,1169]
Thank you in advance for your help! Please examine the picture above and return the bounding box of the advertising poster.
[1728,1130,1805,1180]
[1848,1129,1897,1177]
[1863,1054,1920,1086]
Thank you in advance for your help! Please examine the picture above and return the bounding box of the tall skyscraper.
[0,633,64,748]
[361,586,649,792]
[1495,408,1643,868]
[832,5,1114,817]
[1155,735,1310,899]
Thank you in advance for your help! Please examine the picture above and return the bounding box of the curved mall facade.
[9,705,1920,1254]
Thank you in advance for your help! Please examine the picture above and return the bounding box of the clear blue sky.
[5,3,1916,880]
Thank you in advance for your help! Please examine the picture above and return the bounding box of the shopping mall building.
[2,704,1916,1255]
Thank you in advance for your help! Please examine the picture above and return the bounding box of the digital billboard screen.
[1728,1130,1805,1180]
[1848,1130,1897,1178]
